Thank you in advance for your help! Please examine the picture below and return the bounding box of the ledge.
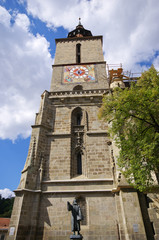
[14,188,41,193]
[46,131,109,137]
[49,89,109,99]
[46,132,71,137]
[52,61,106,67]
[42,178,113,184]
[87,131,108,135]
[42,189,113,194]
[31,124,52,131]
[55,35,103,44]
[21,166,29,174]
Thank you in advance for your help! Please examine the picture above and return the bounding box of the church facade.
[7,22,159,240]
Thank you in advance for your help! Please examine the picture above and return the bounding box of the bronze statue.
[67,199,83,235]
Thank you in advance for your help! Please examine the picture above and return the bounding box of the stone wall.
[115,190,147,240]
[35,193,119,240]
[54,37,104,65]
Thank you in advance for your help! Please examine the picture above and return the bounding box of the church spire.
[67,19,92,38]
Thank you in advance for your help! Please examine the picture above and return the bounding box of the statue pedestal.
[70,234,83,240]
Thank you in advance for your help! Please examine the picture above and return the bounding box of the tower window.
[76,44,81,63]
[77,152,82,175]
[72,107,83,126]
[77,113,82,125]
[73,85,83,91]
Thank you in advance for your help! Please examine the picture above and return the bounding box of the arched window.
[71,107,85,178]
[73,85,83,91]
[76,43,81,63]
[72,107,83,126]
[77,152,82,175]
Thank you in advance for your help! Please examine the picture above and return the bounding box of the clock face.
[63,65,95,83]
[70,66,89,79]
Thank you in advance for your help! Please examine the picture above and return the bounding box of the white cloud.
[26,0,159,72]
[0,6,53,140]
[14,13,30,31]
[0,5,11,27]
[0,188,15,199]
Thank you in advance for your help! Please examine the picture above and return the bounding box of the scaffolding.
[106,64,141,87]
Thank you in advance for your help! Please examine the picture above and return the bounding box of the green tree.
[99,65,159,191]
[0,195,14,218]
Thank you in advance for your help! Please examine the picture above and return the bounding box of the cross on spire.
[79,17,81,25]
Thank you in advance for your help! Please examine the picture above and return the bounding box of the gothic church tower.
[7,21,152,240]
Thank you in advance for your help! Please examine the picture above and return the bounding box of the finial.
[79,17,81,25]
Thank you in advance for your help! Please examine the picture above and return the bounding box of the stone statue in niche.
[67,199,83,239]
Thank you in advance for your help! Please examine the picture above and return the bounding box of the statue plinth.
[70,234,83,239]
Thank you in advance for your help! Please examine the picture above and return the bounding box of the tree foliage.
[99,65,159,191]
[0,195,14,218]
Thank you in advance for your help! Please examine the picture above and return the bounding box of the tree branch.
[149,112,159,132]
[129,113,156,128]
[141,125,153,135]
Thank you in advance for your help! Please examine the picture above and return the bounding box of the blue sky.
[0,0,159,197]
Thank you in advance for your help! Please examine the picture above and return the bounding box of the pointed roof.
[67,18,92,38]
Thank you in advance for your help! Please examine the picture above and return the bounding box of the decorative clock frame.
[63,64,96,84]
